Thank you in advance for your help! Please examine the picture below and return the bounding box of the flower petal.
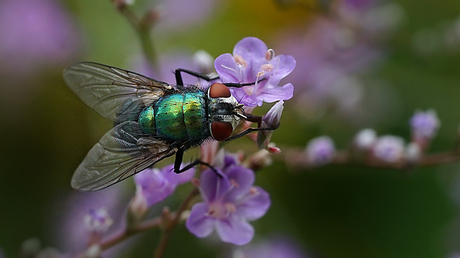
[225,166,255,202]
[214,53,240,83]
[233,37,268,64]
[229,87,260,107]
[235,186,271,221]
[269,55,296,85]
[135,168,174,206]
[215,215,254,245]
[256,83,294,105]
[186,202,215,238]
[163,164,196,185]
[200,169,231,203]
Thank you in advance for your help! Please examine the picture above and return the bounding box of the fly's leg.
[174,69,218,86]
[173,148,224,177]
[174,68,263,87]
[225,127,278,142]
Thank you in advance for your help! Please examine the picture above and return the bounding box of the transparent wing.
[71,121,177,191]
[63,62,173,122]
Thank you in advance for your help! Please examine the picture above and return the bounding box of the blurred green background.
[1,0,460,257]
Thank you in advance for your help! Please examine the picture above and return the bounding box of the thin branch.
[110,0,158,71]
[99,216,163,250]
[154,188,200,258]
[281,147,460,170]
[85,187,198,257]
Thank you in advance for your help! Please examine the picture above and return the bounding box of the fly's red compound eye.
[209,83,231,98]
[211,121,233,141]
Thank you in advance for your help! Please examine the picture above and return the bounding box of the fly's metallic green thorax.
[139,91,208,141]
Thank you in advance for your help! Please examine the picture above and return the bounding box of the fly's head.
[207,83,244,141]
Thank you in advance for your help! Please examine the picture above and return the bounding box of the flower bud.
[372,135,405,163]
[410,109,440,149]
[127,188,149,226]
[257,101,284,149]
[243,149,273,171]
[305,136,336,165]
[193,50,215,74]
[84,208,113,234]
[353,128,377,151]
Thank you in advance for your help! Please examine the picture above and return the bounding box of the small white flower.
[354,128,377,151]
[372,135,405,162]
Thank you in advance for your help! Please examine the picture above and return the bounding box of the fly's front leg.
[174,68,263,87]
[174,68,219,86]
[225,126,278,142]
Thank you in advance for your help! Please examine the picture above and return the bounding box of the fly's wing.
[71,121,177,191]
[63,62,173,122]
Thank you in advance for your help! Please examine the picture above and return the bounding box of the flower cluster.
[35,36,291,258]
[128,37,287,247]
[214,37,296,107]
[186,152,271,245]
[295,109,441,167]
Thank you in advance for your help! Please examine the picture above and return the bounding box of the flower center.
[207,202,236,219]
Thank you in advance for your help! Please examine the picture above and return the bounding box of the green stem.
[112,1,158,73]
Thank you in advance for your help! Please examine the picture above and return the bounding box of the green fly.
[63,62,272,191]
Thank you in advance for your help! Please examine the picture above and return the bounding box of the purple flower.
[50,184,131,255]
[134,164,195,206]
[84,208,113,234]
[214,37,296,107]
[372,135,405,162]
[305,136,336,165]
[410,109,440,140]
[186,153,271,245]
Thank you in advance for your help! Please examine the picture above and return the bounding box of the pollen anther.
[261,64,274,72]
[234,54,248,68]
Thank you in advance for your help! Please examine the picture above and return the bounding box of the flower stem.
[110,0,158,72]
[282,147,460,170]
[153,187,199,258]
[100,216,163,250]
[95,186,198,255]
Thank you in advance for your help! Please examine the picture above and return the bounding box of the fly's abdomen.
[139,92,207,141]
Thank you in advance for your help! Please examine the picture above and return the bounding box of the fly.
[63,62,274,191]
